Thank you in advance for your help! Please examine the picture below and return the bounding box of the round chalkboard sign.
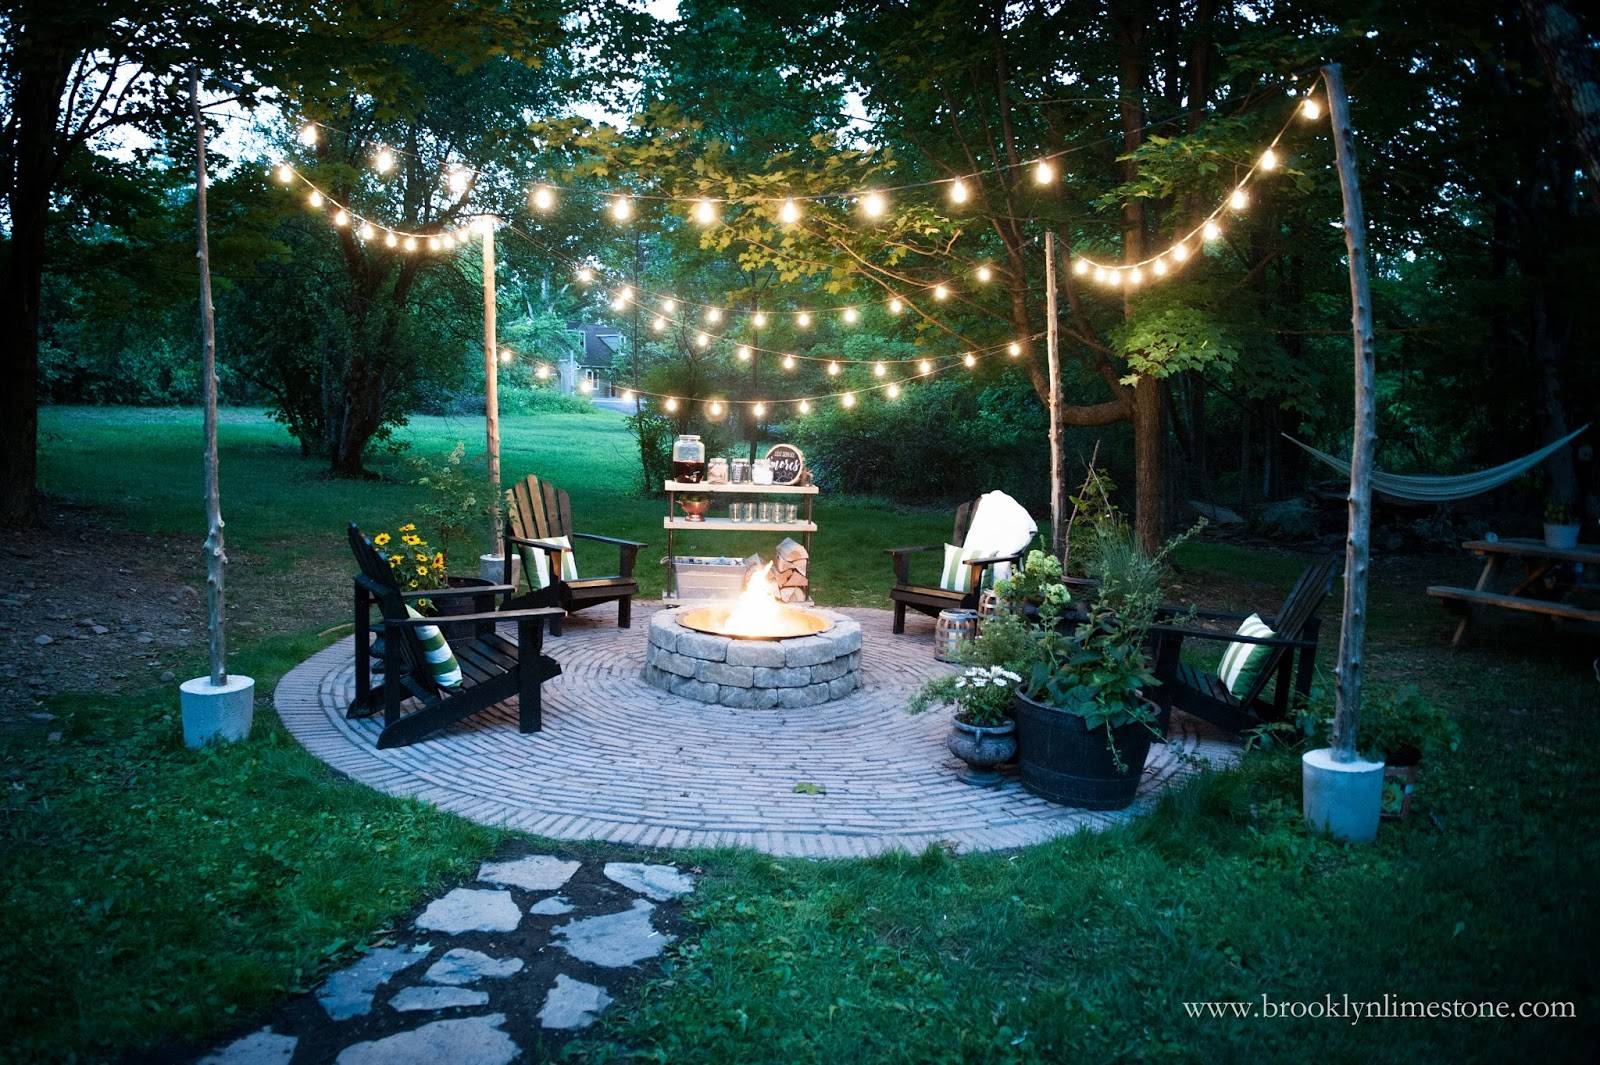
[765,443,806,485]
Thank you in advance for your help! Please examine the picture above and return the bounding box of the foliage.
[406,442,486,560]
[908,665,1023,728]
[1544,500,1575,524]
[369,522,447,595]
[1300,686,1463,763]
[496,386,599,416]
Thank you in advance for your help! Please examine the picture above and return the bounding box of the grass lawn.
[3,406,1595,1061]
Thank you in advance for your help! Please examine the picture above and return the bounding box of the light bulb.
[611,295,627,311]
[1202,220,1222,241]
[827,361,840,376]
[694,198,717,225]
[796,311,811,328]
[384,232,397,248]
[752,312,767,328]
[706,306,722,323]
[359,222,374,240]
[888,297,904,314]
[779,198,800,225]
[1230,188,1248,210]
[1093,267,1108,283]
[1260,148,1278,171]
[651,316,666,332]
[333,209,348,226]
[664,397,678,412]
[298,123,318,146]
[611,196,632,221]
[887,382,901,398]
[448,169,469,195]
[536,365,551,379]
[1107,270,1123,287]
[618,286,634,303]
[662,298,677,312]
[404,236,417,252]
[1171,242,1190,262]
[579,378,593,393]
[576,266,594,283]
[798,399,811,414]
[531,185,554,210]
[1301,97,1322,120]
[861,191,887,218]
[427,237,440,251]
[308,189,323,208]
[620,389,634,402]
[736,346,751,361]
[1008,341,1021,357]
[1034,159,1055,184]
[374,148,394,174]
[1153,259,1168,276]
[933,284,949,301]
[963,352,976,367]
[948,178,969,204]
[918,358,932,374]
[441,232,455,248]
[873,362,886,377]
[1073,259,1089,276]
[1127,268,1142,286]
[709,401,723,417]
[843,307,859,324]
[783,354,796,369]
[753,402,767,417]
[499,348,513,364]
[275,164,293,184]
[841,393,856,408]
[695,332,709,348]
[976,265,992,282]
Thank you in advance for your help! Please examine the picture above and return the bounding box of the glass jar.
[728,500,742,523]
[706,456,729,484]
[751,459,774,485]
[730,458,751,484]
[758,501,774,523]
[742,502,758,522]
[671,434,706,483]
[783,502,798,523]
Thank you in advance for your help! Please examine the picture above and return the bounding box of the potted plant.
[1301,686,1460,820]
[1544,500,1580,550]
[910,664,1021,787]
[370,522,488,642]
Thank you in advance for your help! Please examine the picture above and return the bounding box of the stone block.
[828,674,859,700]
[725,640,787,667]
[753,665,812,688]
[698,660,754,687]
[654,651,697,678]
[808,657,851,683]
[833,622,862,655]
[778,683,831,708]
[719,686,779,709]
[783,636,836,668]
[669,676,719,702]
[677,631,728,661]
[647,614,678,652]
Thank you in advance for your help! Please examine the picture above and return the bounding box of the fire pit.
[644,564,862,708]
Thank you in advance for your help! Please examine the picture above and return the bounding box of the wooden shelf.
[664,480,818,495]
[663,517,818,533]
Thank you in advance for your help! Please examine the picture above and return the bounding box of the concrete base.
[179,674,256,748]
[1302,747,1384,843]
[481,553,519,589]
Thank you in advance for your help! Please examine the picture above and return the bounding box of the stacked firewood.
[773,537,810,603]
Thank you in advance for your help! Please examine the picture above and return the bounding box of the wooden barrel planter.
[429,576,499,642]
[1012,691,1159,810]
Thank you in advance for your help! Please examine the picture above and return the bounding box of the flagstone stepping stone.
[602,862,696,901]
[553,900,670,968]
[198,1027,297,1065]
[538,974,613,1030]
[389,985,490,1012]
[477,854,580,891]
[528,895,576,916]
[335,1014,518,1065]
[414,888,521,934]
[424,947,524,986]
[317,945,432,1021]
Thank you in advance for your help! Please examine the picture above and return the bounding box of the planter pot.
[946,719,1017,788]
[429,575,497,642]
[1011,691,1157,810]
[1381,744,1421,820]
[1544,522,1580,550]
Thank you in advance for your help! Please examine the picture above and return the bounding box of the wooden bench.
[1427,585,1600,625]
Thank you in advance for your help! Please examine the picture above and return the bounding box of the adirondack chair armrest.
[1149,623,1316,649]
[401,584,516,600]
[884,544,940,555]
[383,607,565,629]
[573,532,647,549]
[965,552,1022,567]
[885,544,940,585]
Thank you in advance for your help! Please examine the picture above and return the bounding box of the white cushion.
[959,491,1037,582]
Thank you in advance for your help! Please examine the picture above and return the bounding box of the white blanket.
[960,490,1038,581]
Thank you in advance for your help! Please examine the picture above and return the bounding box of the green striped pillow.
[1218,613,1275,698]
[517,534,579,591]
[405,605,462,689]
[939,543,975,593]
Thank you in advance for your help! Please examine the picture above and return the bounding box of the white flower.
[954,677,967,689]
[1001,669,1021,683]
[971,677,989,687]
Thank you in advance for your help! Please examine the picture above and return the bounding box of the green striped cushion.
[1218,613,1275,698]
[939,543,974,593]
[517,534,578,591]
[405,605,462,689]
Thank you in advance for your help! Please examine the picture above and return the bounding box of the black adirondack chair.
[886,499,1026,635]
[348,524,564,749]
[1148,555,1339,734]
[502,474,645,634]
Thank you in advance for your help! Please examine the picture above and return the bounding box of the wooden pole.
[1045,230,1064,558]
[482,221,501,553]
[190,67,226,686]
[1324,63,1377,762]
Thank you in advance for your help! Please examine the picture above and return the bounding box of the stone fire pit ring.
[643,605,862,709]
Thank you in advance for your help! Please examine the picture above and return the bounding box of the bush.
[495,387,597,415]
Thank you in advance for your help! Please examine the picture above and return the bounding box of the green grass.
[8,406,1598,1062]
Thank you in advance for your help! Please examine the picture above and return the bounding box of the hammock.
[1284,424,1590,504]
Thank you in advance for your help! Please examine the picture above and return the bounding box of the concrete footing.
[1302,747,1384,842]
[481,553,519,589]
[179,674,256,748]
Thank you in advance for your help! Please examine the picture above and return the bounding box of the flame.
[719,562,788,638]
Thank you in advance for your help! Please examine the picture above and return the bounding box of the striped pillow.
[939,543,976,593]
[405,605,462,689]
[517,534,579,591]
[1218,613,1275,698]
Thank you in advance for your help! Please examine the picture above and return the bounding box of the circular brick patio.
[275,605,1237,857]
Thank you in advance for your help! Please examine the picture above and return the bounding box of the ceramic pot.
[946,718,1017,787]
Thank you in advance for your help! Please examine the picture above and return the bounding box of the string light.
[308,189,323,208]
[536,365,551,379]
[963,352,977,367]
[652,316,667,332]
[1073,259,1089,276]
[779,199,800,225]
[933,284,949,301]
[1093,267,1108,283]
[531,185,555,210]
[1033,159,1055,184]
[1259,148,1279,171]
[1171,242,1190,262]
[384,232,397,248]
[576,265,594,283]
[621,389,635,402]
[1229,188,1248,210]
[579,378,593,393]
[706,307,722,323]
[694,198,717,225]
[1127,267,1142,286]
[1007,341,1021,357]
[948,178,969,204]
[736,345,752,361]
[1152,259,1168,277]
[827,361,840,376]
[976,265,992,283]
[359,222,374,240]
[752,312,767,328]
[374,147,394,174]
[499,348,513,364]
[888,297,904,314]
[841,393,856,408]
[695,331,710,348]
[404,236,417,252]
[1301,97,1322,120]
[783,354,796,369]
[298,123,318,146]
[428,236,440,251]
[842,307,859,324]
[798,399,811,414]
[611,196,632,221]
[662,298,677,312]
[333,209,348,226]
[275,164,293,184]
[886,382,901,399]
[448,169,469,195]
[1202,220,1222,241]
[860,191,887,218]
[664,397,679,412]
[708,400,724,417]
[753,402,767,417]
[918,358,932,374]
[873,361,886,377]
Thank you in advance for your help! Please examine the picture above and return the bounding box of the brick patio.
[274,605,1238,856]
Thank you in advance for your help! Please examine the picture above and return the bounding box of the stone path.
[195,850,694,1064]
[275,606,1238,856]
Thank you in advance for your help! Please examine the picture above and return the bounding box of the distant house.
[561,322,623,397]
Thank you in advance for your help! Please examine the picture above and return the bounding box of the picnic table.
[1428,537,1600,646]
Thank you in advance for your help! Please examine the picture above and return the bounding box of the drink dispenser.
[671,434,707,483]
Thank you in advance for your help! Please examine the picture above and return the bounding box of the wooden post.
[482,220,501,552]
[1324,63,1377,762]
[1045,230,1064,558]
[190,67,226,686]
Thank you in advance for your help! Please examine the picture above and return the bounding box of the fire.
[719,562,787,638]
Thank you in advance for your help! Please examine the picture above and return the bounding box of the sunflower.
[388,554,403,566]
[373,532,391,546]
[399,523,416,532]
[433,552,445,567]
[416,564,429,576]
[401,534,422,546]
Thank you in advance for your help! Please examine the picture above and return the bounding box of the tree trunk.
[191,67,228,685]
[1521,0,1600,191]
[0,44,73,527]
